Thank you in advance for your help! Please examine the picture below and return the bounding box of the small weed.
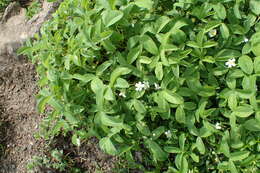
[0,0,10,13]
[26,0,41,19]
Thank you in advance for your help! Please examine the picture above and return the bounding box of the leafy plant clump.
[0,0,10,12]
[25,0,41,19]
[20,0,260,172]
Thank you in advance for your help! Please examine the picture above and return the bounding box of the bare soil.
[0,56,45,173]
[0,1,118,172]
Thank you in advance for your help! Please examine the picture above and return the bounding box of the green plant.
[27,150,82,172]
[0,0,10,12]
[26,0,41,19]
[20,0,260,172]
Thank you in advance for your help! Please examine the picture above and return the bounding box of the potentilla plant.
[20,0,260,172]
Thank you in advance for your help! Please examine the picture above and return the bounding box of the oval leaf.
[238,55,254,74]
[102,10,124,27]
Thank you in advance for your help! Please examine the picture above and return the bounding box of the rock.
[0,0,62,61]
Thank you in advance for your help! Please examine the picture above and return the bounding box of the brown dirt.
[0,56,45,173]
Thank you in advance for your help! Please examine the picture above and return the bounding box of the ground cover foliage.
[0,0,10,12]
[20,0,260,172]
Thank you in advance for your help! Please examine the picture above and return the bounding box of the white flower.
[152,133,156,136]
[208,29,217,37]
[215,122,221,130]
[154,83,161,90]
[135,81,150,91]
[244,37,249,42]
[135,82,145,91]
[164,130,172,138]
[143,81,150,89]
[225,58,236,68]
[119,92,126,98]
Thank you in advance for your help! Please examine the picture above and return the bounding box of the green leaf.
[170,30,187,45]
[104,87,115,101]
[142,35,158,55]
[252,43,260,56]
[46,69,58,82]
[70,54,82,67]
[155,62,163,80]
[127,45,142,64]
[37,96,51,113]
[48,97,64,111]
[72,74,96,83]
[109,67,132,87]
[198,86,215,97]
[203,41,218,48]
[162,91,184,105]
[229,160,238,173]
[250,0,260,15]
[171,20,188,31]
[136,122,151,136]
[243,119,260,131]
[139,56,152,64]
[238,55,254,74]
[176,106,186,124]
[213,3,226,19]
[204,21,221,33]
[236,89,255,99]
[215,49,241,60]
[164,146,182,153]
[145,139,168,161]
[228,93,237,110]
[233,105,254,118]
[114,78,129,88]
[102,39,116,52]
[154,16,171,33]
[190,153,199,163]
[186,41,200,48]
[96,0,112,9]
[72,134,80,147]
[233,3,241,19]
[254,56,260,74]
[151,126,165,140]
[219,131,230,157]
[99,137,117,155]
[196,137,205,154]
[134,99,146,113]
[242,43,251,54]
[108,0,116,9]
[91,77,104,93]
[102,10,124,27]
[242,75,256,90]
[180,156,188,173]
[175,154,182,170]
[98,30,113,42]
[183,102,197,110]
[134,0,153,10]
[228,69,244,78]
[230,151,250,161]
[96,61,112,76]
[117,145,133,157]
[99,111,123,127]
[220,23,229,39]
[179,134,186,151]
[64,111,79,125]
